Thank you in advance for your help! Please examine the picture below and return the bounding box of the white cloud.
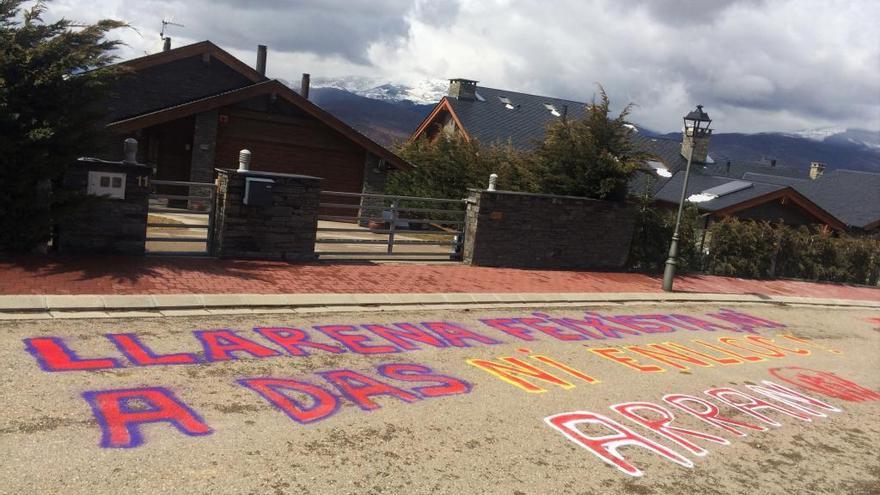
[38,0,880,133]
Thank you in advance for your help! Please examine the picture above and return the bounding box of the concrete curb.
[0,292,877,320]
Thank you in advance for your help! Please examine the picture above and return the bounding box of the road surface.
[1,302,878,494]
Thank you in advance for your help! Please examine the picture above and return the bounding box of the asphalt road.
[1,303,878,494]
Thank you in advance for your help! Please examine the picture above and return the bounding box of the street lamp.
[662,104,712,292]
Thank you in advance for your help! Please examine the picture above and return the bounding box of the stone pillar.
[463,189,635,269]
[188,110,219,210]
[358,152,389,227]
[56,158,151,255]
[212,169,322,261]
[681,127,711,164]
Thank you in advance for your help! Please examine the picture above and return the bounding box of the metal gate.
[316,191,465,261]
[146,179,216,256]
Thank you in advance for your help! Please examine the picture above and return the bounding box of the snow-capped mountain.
[783,128,880,150]
[310,76,447,105]
[285,77,880,172]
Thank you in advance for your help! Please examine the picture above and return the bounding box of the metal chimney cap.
[123,138,138,164]
[238,149,252,172]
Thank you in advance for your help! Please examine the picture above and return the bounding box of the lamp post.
[662,105,712,292]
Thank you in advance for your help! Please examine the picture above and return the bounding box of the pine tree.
[389,135,525,199]
[0,0,124,252]
[528,85,644,200]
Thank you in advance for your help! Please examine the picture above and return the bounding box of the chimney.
[680,105,712,164]
[300,73,310,99]
[448,78,478,101]
[725,160,731,173]
[770,159,777,168]
[256,45,267,76]
[809,161,826,180]
[163,37,171,52]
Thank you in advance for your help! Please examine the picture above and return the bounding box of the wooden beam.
[711,187,846,231]
[108,80,411,171]
[410,98,471,142]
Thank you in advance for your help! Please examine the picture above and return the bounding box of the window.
[498,96,515,110]
[646,160,672,178]
[543,103,561,117]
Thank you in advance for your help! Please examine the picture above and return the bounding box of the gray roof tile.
[653,172,786,212]
[794,170,880,229]
[446,87,585,149]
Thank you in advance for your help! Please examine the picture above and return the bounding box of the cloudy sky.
[46,0,880,134]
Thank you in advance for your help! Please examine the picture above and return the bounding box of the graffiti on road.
[544,378,850,477]
[17,307,876,456]
[768,367,880,403]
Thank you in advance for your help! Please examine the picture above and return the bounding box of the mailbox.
[244,177,274,206]
[87,171,126,199]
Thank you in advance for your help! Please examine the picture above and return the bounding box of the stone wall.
[188,110,219,209]
[212,169,321,261]
[463,189,635,269]
[358,152,389,226]
[56,159,151,255]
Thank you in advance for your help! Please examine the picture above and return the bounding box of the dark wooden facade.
[100,41,407,214]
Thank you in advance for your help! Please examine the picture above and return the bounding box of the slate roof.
[739,170,880,229]
[101,41,409,169]
[701,160,805,180]
[630,134,806,180]
[104,41,263,124]
[652,171,787,212]
[629,134,689,172]
[803,170,880,229]
[445,87,586,149]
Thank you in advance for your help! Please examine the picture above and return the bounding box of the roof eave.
[118,40,266,83]
[711,187,847,231]
[107,79,411,171]
[409,97,471,142]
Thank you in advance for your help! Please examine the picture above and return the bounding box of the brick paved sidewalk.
[0,255,877,301]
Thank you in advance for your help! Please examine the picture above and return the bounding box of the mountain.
[299,79,880,173]
[307,86,435,146]
[310,76,447,105]
[656,131,880,173]
[784,128,880,150]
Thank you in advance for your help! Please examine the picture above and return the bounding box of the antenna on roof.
[160,18,185,51]
[160,19,185,39]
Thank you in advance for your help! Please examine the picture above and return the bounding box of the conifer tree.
[528,85,643,200]
[0,0,124,251]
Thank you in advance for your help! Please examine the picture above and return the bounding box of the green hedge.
[626,194,703,274]
[704,218,880,285]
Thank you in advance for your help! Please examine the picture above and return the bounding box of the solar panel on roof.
[701,180,753,197]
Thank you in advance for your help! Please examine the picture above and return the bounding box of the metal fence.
[316,191,466,260]
[146,179,215,256]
